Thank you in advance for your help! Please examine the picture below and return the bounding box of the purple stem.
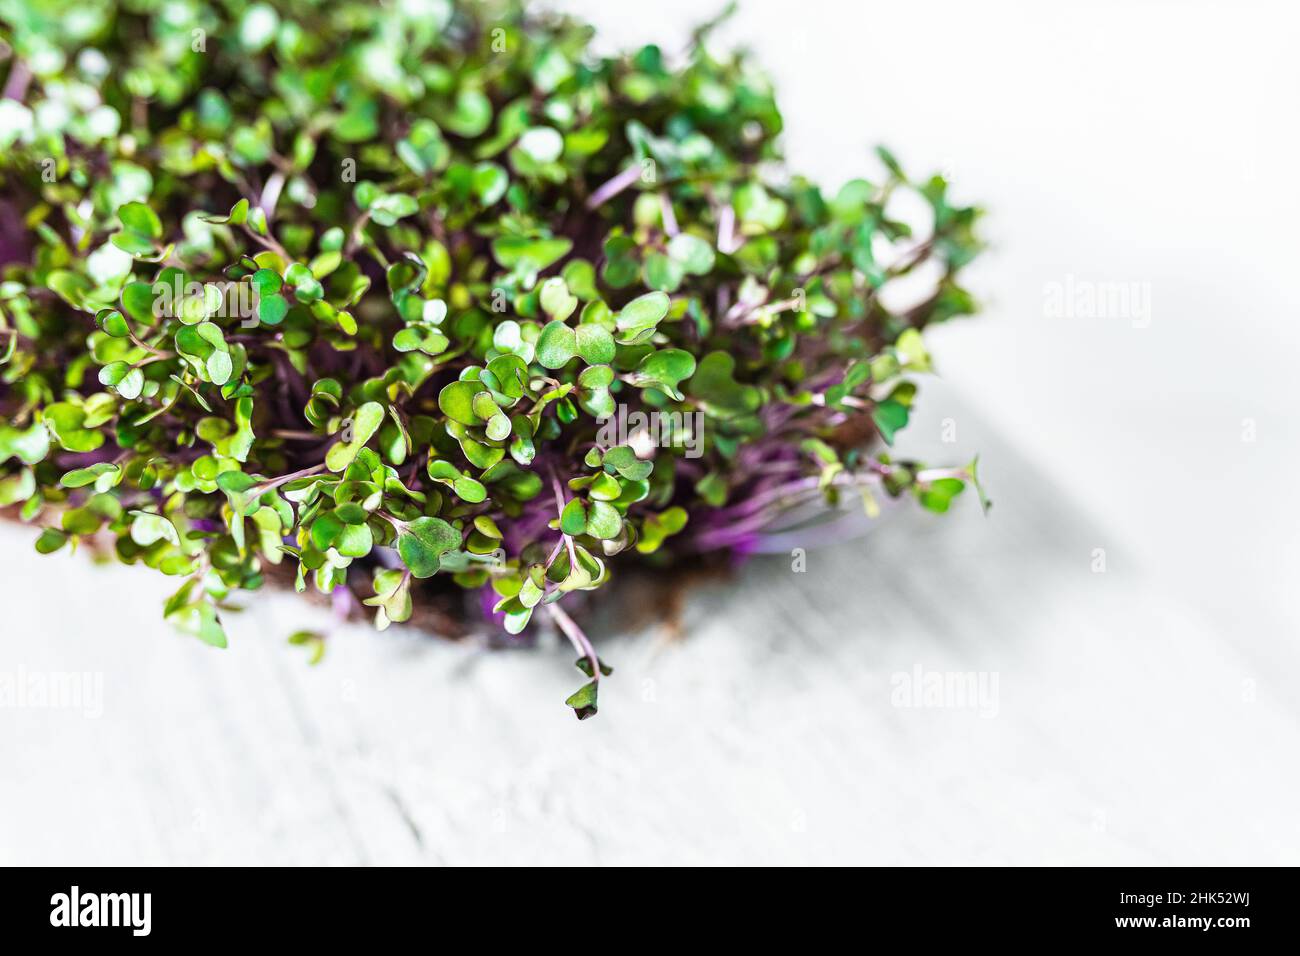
[547,601,601,682]
[585,164,643,210]
[3,60,31,102]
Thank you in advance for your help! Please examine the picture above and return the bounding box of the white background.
[2,0,1298,864]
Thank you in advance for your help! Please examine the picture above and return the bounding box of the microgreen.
[0,0,987,720]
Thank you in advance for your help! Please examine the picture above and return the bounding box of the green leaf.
[734,182,787,231]
[629,348,696,401]
[458,435,503,470]
[643,252,684,292]
[287,629,327,665]
[35,528,69,554]
[97,361,142,399]
[536,320,577,368]
[872,399,909,446]
[258,293,289,325]
[688,351,761,419]
[919,477,965,513]
[95,308,130,338]
[575,324,615,365]
[0,469,36,506]
[310,510,344,550]
[539,277,578,321]
[336,521,374,558]
[364,568,413,630]
[516,126,564,163]
[601,235,639,288]
[325,401,385,471]
[585,500,622,540]
[397,119,450,176]
[42,403,104,453]
[60,462,119,489]
[216,470,259,494]
[397,516,460,578]
[201,198,249,226]
[369,192,420,227]
[48,271,93,308]
[637,506,689,553]
[588,472,622,501]
[119,201,162,238]
[438,380,482,426]
[0,423,50,465]
[575,656,614,678]
[616,291,670,343]
[392,327,425,352]
[565,680,599,720]
[484,410,512,442]
[453,476,487,503]
[667,233,716,274]
[876,144,906,179]
[167,599,228,649]
[130,511,180,547]
[490,236,572,271]
[473,162,508,204]
[967,455,993,514]
[602,445,653,481]
[895,328,932,372]
[486,353,529,397]
[206,350,233,385]
[251,268,282,296]
[121,282,156,323]
[444,87,493,137]
[560,498,587,535]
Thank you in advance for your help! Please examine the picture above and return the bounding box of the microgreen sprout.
[0,0,986,718]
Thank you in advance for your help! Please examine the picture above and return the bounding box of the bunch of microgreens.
[0,0,986,718]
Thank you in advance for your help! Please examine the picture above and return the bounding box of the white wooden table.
[3,390,1295,866]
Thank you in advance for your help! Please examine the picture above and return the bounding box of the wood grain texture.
[1,409,1297,865]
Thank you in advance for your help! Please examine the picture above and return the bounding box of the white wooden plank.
[2,399,1297,864]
